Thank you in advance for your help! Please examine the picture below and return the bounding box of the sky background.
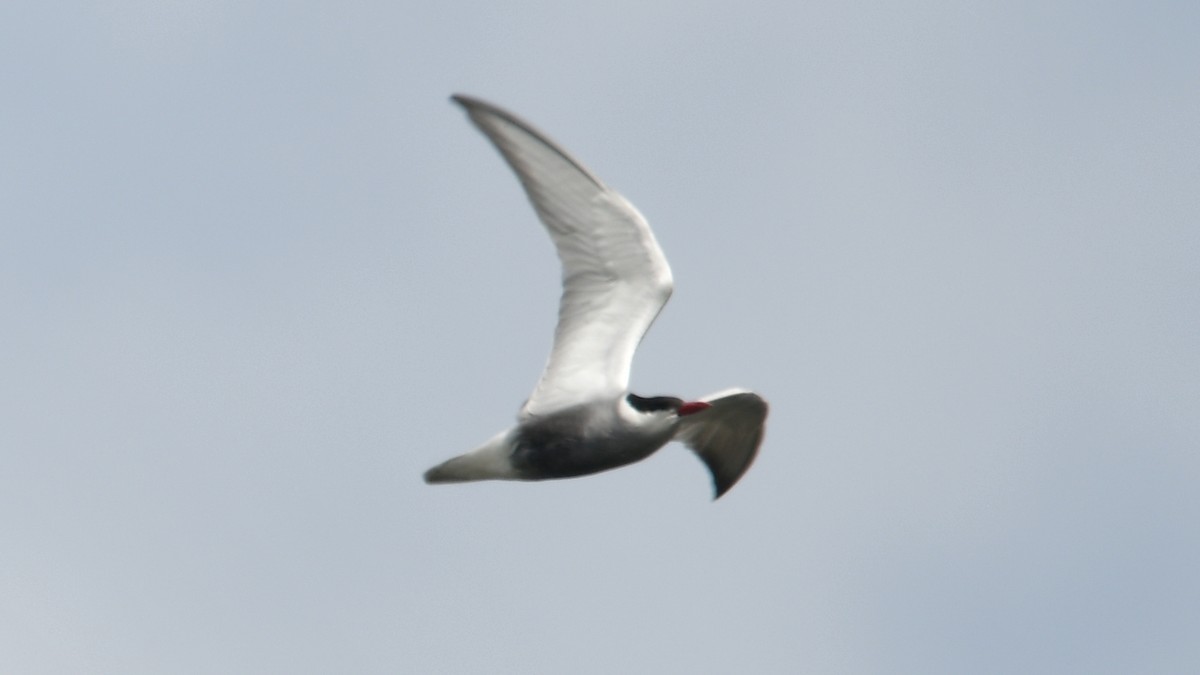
[3,2,1198,673]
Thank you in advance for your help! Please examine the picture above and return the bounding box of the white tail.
[423,429,519,483]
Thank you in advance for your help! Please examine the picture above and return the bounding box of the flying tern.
[424,95,768,499]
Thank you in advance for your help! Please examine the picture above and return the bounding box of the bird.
[424,94,768,499]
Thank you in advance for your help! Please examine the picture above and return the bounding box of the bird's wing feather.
[453,95,673,418]
[674,389,769,499]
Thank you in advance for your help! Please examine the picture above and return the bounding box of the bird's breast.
[511,409,671,480]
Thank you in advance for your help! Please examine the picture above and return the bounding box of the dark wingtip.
[449,93,505,118]
[711,478,736,501]
[446,93,608,190]
[450,94,495,118]
[708,448,760,500]
[704,433,761,501]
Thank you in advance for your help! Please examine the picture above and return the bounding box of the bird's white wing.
[453,95,673,418]
[674,389,769,499]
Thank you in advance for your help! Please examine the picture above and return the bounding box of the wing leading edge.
[452,95,673,418]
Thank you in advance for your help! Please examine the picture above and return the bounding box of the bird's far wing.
[452,95,673,418]
[674,389,769,499]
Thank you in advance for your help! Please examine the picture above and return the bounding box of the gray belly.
[510,412,671,480]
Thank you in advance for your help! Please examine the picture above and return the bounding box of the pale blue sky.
[3,2,1198,673]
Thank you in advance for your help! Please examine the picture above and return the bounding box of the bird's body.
[424,95,768,499]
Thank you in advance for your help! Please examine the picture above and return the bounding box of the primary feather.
[453,95,673,418]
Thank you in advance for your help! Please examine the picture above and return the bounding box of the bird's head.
[625,393,711,418]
